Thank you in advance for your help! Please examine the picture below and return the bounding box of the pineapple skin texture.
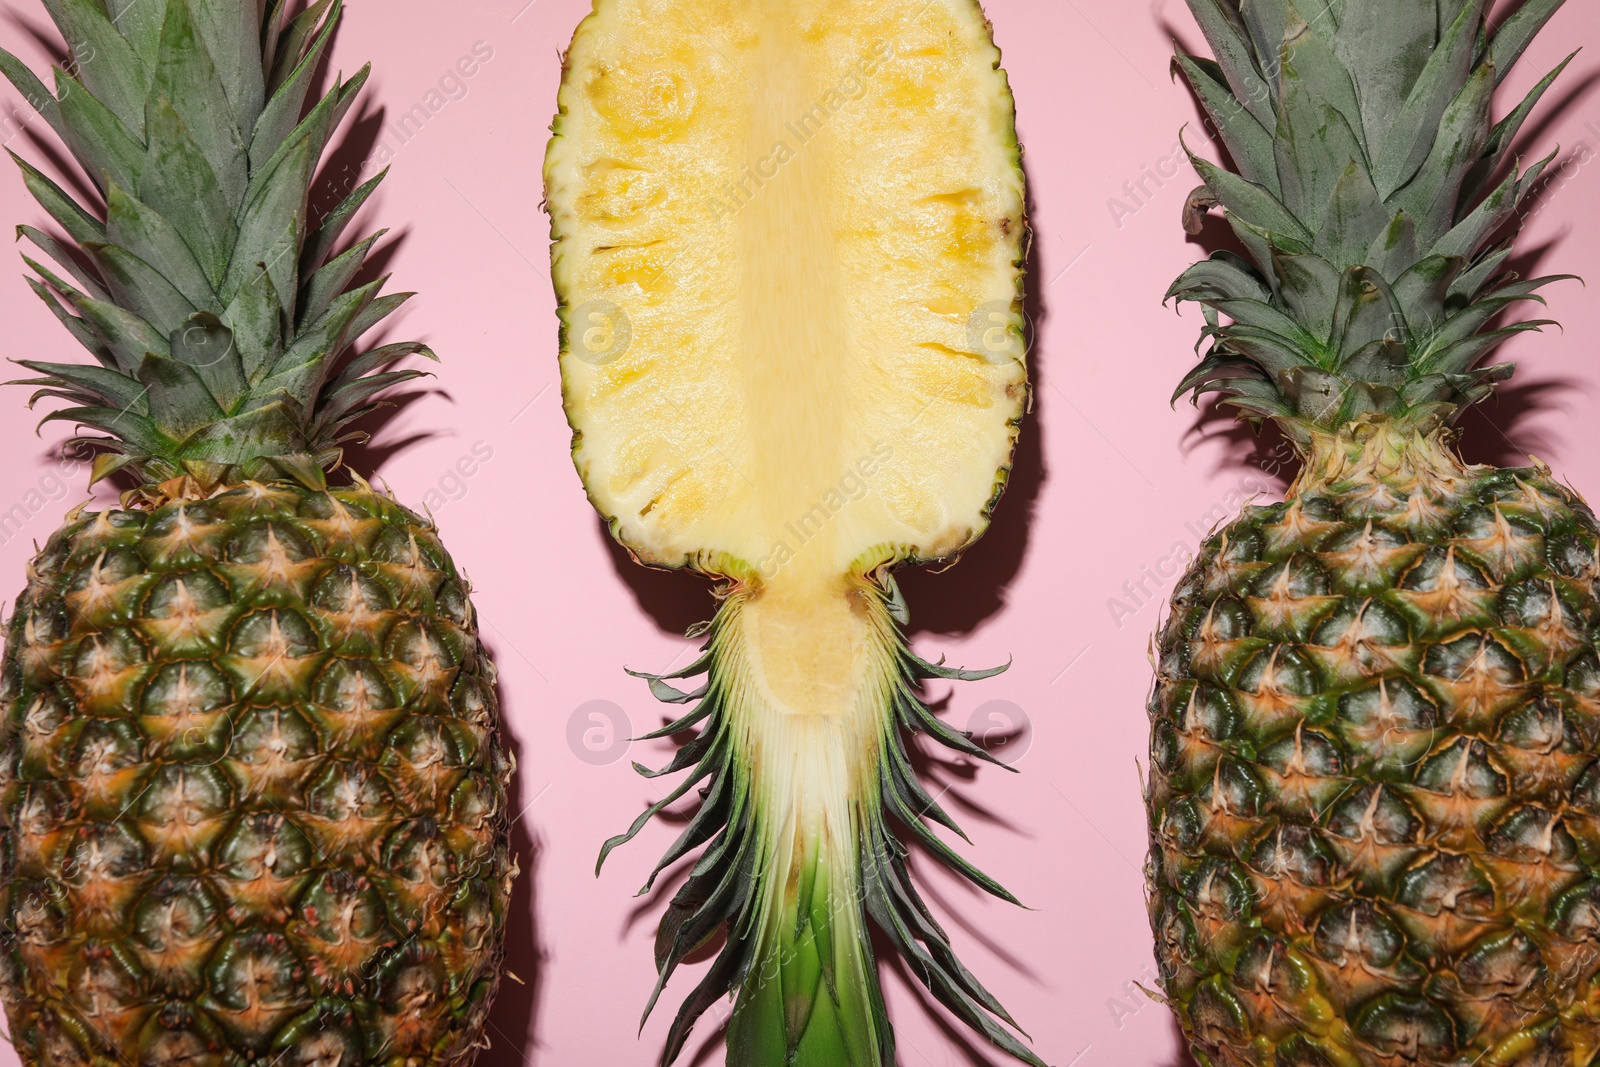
[0,482,515,1065]
[1147,441,1600,1066]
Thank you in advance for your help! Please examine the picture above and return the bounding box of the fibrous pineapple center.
[739,17,850,584]
[744,583,869,718]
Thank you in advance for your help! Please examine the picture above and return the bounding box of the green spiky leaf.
[1186,0,1273,126]
[23,275,114,365]
[1171,0,1574,433]
[151,0,246,208]
[1486,0,1567,85]
[104,183,218,314]
[8,0,423,486]
[47,0,151,137]
[1330,0,1440,150]
[189,0,267,133]
[1189,146,1310,240]
[1175,54,1278,191]
[1274,54,1365,233]
[170,312,247,412]
[54,65,144,193]
[1272,249,1342,343]
[1372,0,1485,197]
[20,228,108,301]
[88,240,198,336]
[249,1,338,172]
[14,359,149,411]
[141,95,236,284]
[0,45,62,136]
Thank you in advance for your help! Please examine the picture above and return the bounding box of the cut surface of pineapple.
[548,0,1027,586]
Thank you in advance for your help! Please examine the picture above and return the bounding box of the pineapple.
[543,0,1039,1064]
[1148,0,1600,1064]
[0,1,516,1063]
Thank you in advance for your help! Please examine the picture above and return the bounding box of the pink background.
[1,1,1598,1064]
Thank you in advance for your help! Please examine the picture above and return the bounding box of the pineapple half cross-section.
[544,0,1039,1064]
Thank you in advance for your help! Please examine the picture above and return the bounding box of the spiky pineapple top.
[1170,0,1572,446]
[1,0,428,493]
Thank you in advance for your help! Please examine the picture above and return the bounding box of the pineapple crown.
[1170,0,1576,446]
[1,0,432,492]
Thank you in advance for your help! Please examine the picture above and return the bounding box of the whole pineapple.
[0,2,516,1063]
[1147,1,1600,1064]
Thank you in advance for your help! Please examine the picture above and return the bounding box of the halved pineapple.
[545,1,1034,1063]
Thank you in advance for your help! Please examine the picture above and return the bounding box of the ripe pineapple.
[1148,0,1600,1064]
[544,0,1039,1064]
[0,1,516,1063]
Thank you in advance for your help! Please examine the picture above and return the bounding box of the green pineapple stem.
[726,802,885,1066]
[599,574,1044,1067]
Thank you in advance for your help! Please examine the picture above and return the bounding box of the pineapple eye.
[1312,899,1407,967]
[586,65,698,137]
[227,609,319,658]
[1246,825,1335,887]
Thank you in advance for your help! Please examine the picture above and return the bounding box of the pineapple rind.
[0,482,515,1064]
[1148,422,1600,1066]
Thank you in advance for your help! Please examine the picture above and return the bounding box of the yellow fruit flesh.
[547,0,1026,594]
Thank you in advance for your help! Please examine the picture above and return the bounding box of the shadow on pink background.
[0,1,1597,1064]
